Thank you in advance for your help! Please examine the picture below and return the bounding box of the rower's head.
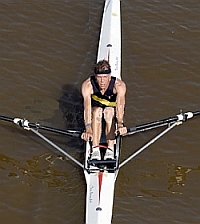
[94,60,111,89]
[94,60,111,76]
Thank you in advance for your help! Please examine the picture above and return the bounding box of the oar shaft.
[0,115,14,123]
[125,110,200,136]
[193,110,200,116]
[0,114,81,138]
[28,122,81,138]
[128,116,177,132]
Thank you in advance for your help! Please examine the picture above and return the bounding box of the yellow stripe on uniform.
[92,95,116,107]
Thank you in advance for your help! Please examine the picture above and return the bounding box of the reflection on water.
[168,163,193,192]
[0,153,77,191]
[123,158,200,198]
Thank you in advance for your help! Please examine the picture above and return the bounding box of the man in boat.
[81,60,127,160]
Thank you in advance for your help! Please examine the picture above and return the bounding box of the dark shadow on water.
[59,84,84,129]
[58,84,85,152]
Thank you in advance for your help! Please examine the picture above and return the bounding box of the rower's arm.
[81,80,92,128]
[115,80,126,125]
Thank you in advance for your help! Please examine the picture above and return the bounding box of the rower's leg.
[92,107,103,145]
[91,107,102,160]
[103,107,115,146]
[103,107,115,159]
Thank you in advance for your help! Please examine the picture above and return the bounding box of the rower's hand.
[81,126,93,141]
[115,124,127,136]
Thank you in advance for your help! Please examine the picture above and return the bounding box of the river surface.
[0,1,200,224]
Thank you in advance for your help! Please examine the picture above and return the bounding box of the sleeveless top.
[90,76,117,108]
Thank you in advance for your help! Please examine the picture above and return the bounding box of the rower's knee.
[92,107,103,123]
[103,107,115,123]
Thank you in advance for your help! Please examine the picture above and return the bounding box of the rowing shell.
[84,0,121,223]
[0,0,199,223]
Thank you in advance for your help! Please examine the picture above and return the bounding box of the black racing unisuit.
[90,76,117,108]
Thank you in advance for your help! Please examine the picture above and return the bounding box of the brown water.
[0,1,200,224]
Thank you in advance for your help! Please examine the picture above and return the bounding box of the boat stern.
[84,171,116,224]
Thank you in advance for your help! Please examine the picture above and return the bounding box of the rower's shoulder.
[82,77,91,86]
[115,78,126,89]
[82,77,93,94]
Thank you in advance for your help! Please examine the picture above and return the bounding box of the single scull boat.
[0,0,200,223]
[84,0,121,223]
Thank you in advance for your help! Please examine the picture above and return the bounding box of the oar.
[124,110,200,136]
[0,115,82,138]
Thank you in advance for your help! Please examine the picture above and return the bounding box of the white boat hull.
[84,169,116,224]
[97,0,121,79]
[84,0,121,223]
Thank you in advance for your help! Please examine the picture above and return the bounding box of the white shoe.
[91,150,101,160]
[104,149,114,160]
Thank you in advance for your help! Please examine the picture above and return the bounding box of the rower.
[81,60,127,160]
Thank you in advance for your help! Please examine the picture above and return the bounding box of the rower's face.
[96,74,111,89]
